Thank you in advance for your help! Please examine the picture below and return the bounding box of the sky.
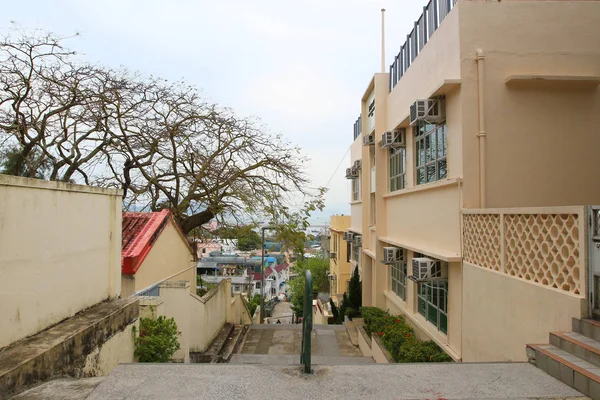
[2,0,426,225]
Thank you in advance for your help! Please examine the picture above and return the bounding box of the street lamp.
[260,225,276,324]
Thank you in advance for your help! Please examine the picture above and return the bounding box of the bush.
[359,306,452,363]
[134,316,181,362]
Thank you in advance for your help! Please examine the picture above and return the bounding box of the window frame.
[352,176,360,201]
[414,122,447,185]
[390,249,407,301]
[389,146,406,192]
[417,279,448,334]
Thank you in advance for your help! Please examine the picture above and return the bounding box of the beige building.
[121,210,196,297]
[346,0,600,362]
[328,215,352,304]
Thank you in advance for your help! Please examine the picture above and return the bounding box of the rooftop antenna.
[381,8,386,73]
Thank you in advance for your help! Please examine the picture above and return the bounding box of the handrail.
[300,270,313,374]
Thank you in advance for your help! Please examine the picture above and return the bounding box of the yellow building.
[347,0,600,362]
[328,215,352,304]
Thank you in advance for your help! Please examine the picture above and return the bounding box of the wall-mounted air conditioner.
[345,168,357,180]
[353,160,362,171]
[382,247,400,264]
[363,134,375,146]
[343,231,355,242]
[353,235,362,248]
[330,251,337,259]
[381,129,406,148]
[411,257,445,281]
[409,98,446,126]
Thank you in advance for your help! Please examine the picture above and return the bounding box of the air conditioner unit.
[330,251,337,259]
[381,129,406,148]
[409,98,446,126]
[345,168,355,180]
[353,160,362,171]
[353,235,362,248]
[328,273,335,281]
[363,134,375,146]
[343,231,355,242]
[411,257,444,281]
[382,247,400,264]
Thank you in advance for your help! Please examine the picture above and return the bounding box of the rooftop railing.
[353,116,362,140]
[389,0,460,92]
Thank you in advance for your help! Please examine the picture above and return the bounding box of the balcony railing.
[353,115,362,140]
[462,207,586,296]
[389,0,460,92]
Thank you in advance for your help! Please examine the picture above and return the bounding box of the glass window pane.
[418,298,426,316]
[419,139,425,167]
[427,164,436,182]
[428,303,437,324]
[440,312,448,334]
[437,127,445,158]
[425,134,431,163]
[430,130,437,161]
[417,167,425,184]
[442,126,447,156]
[438,159,447,180]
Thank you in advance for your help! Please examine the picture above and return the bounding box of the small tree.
[330,299,340,324]
[340,266,362,319]
[134,316,181,362]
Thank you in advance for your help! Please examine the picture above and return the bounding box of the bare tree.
[0,27,324,235]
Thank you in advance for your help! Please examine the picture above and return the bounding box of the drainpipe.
[475,49,487,208]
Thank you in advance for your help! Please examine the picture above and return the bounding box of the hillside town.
[2,0,600,399]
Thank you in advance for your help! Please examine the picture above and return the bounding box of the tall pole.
[260,228,265,324]
[381,8,386,73]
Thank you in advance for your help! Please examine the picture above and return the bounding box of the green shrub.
[134,316,181,362]
[359,306,452,363]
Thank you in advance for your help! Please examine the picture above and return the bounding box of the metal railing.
[353,116,362,140]
[389,0,460,92]
[300,270,313,374]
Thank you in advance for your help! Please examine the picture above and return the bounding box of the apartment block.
[346,0,600,362]
[328,215,352,304]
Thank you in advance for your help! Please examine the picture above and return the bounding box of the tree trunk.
[178,209,215,235]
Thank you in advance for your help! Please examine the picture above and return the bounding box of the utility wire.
[322,145,351,189]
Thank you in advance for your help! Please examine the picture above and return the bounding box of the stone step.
[190,323,234,363]
[218,325,249,363]
[573,318,600,342]
[527,343,600,398]
[9,377,105,400]
[550,331,600,368]
[229,354,375,365]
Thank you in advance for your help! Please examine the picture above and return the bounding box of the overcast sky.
[3,0,426,224]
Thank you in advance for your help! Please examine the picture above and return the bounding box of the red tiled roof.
[275,263,289,273]
[250,267,274,282]
[121,210,170,275]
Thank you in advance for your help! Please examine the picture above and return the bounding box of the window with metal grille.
[389,147,406,192]
[390,249,407,301]
[417,280,448,334]
[415,122,447,185]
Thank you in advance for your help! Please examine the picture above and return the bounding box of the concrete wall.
[458,0,600,209]
[371,335,393,364]
[357,326,372,358]
[153,278,246,360]
[461,263,585,362]
[330,216,352,301]
[0,175,122,350]
[124,220,195,297]
[83,319,137,376]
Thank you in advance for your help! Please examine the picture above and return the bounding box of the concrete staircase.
[230,324,373,366]
[190,323,249,363]
[528,318,600,399]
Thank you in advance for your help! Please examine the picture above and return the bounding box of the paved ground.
[11,377,105,400]
[237,324,363,357]
[86,363,588,400]
[268,301,293,324]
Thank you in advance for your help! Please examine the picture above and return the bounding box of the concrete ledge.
[357,326,372,358]
[372,335,395,364]
[0,174,122,196]
[0,298,138,399]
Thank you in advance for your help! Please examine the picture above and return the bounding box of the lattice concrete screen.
[463,209,585,296]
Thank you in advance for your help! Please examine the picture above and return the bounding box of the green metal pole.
[301,269,312,374]
[260,228,265,324]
